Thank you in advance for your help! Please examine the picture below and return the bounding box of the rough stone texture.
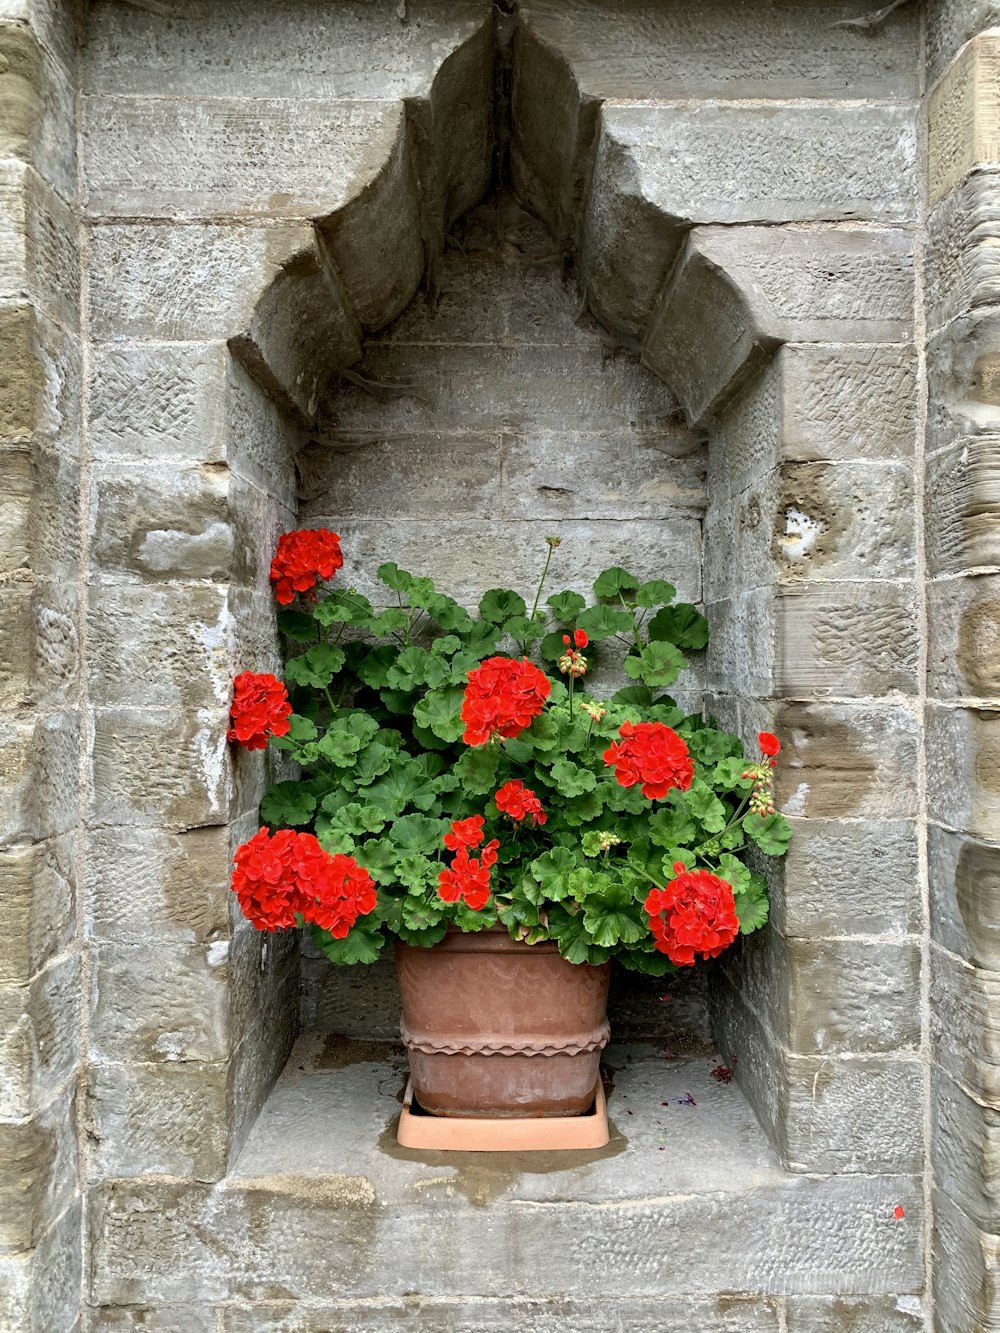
[926,171,1000,333]
[929,823,1000,970]
[933,1185,1000,1333]
[932,943,1000,1105]
[926,702,1000,840]
[929,33,1000,205]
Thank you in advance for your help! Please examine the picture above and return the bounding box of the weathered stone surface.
[929,33,1000,205]
[219,1296,783,1332]
[82,0,491,99]
[0,305,80,454]
[86,1060,229,1183]
[0,580,79,710]
[89,342,228,464]
[88,222,314,342]
[0,18,76,200]
[0,162,78,330]
[0,1195,82,1333]
[87,583,229,712]
[927,311,1000,455]
[0,952,80,1119]
[927,436,1000,575]
[933,1186,1000,1333]
[0,834,75,985]
[90,942,230,1066]
[228,472,295,592]
[83,97,404,221]
[86,825,230,947]
[928,0,1000,84]
[932,943,1000,1103]
[771,818,920,940]
[0,1080,76,1250]
[785,1295,926,1330]
[928,574,1000,700]
[89,707,229,831]
[297,516,701,609]
[90,462,232,583]
[645,227,914,424]
[929,824,1000,970]
[92,1307,218,1332]
[0,445,79,585]
[722,930,921,1057]
[226,954,299,1161]
[774,701,919,820]
[934,1065,1000,1232]
[226,357,299,507]
[0,711,78,846]
[926,172,1000,333]
[926,702,1000,839]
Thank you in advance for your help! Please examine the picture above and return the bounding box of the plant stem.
[529,543,556,623]
[619,592,644,652]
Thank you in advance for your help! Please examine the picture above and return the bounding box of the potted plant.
[229,529,790,1121]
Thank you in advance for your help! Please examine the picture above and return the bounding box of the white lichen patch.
[778,506,824,560]
[784,781,810,816]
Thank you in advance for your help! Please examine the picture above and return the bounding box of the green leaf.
[277,609,317,643]
[540,630,569,663]
[285,644,346,688]
[648,604,709,650]
[648,806,697,848]
[611,684,654,708]
[623,640,686,688]
[315,829,357,857]
[635,579,677,608]
[546,590,587,622]
[396,853,437,891]
[353,742,394,785]
[577,604,634,641]
[370,608,408,637]
[424,594,473,634]
[734,892,769,933]
[680,784,729,834]
[377,562,415,593]
[530,847,578,902]
[524,712,560,751]
[397,922,449,949]
[715,853,752,898]
[454,744,501,796]
[617,947,673,976]
[548,907,612,966]
[743,812,792,856]
[581,831,605,857]
[593,566,640,599]
[583,893,648,947]
[314,589,374,627]
[401,897,447,932]
[479,588,527,624]
[390,813,448,856]
[311,922,384,965]
[430,635,462,657]
[412,686,465,742]
[714,757,754,792]
[460,621,502,656]
[316,713,379,768]
[364,757,437,817]
[326,802,386,837]
[260,782,316,827]
[353,837,398,884]
[355,645,398,688]
[550,757,598,798]
[385,646,432,690]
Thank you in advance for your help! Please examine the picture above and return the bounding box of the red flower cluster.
[644,864,740,967]
[232,828,377,936]
[269,528,344,605]
[603,720,694,800]
[438,818,499,910]
[758,731,781,758]
[564,629,588,649]
[460,656,551,746]
[228,672,293,751]
[494,779,547,826]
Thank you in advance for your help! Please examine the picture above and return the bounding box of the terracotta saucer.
[396,1078,609,1152]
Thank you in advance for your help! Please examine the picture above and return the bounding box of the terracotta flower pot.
[394,927,611,1118]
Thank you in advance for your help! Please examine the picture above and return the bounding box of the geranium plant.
[230,530,791,976]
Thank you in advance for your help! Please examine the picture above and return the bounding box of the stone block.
[227,915,298,1055]
[86,824,230,947]
[926,172,1000,333]
[0,833,75,985]
[785,1295,926,1330]
[0,19,75,200]
[226,956,298,1160]
[0,161,78,330]
[228,472,294,591]
[0,951,81,1118]
[92,1307,218,1332]
[929,34,1000,205]
[927,311,1000,455]
[87,582,230,712]
[705,589,777,699]
[225,357,299,507]
[83,96,405,222]
[928,0,1000,85]
[644,227,914,425]
[927,435,1000,575]
[0,710,79,846]
[933,1186,1000,1333]
[89,342,228,464]
[90,942,230,1066]
[0,1194,82,1333]
[518,0,919,100]
[722,929,921,1057]
[0,579,79,711]
[928,573,1000,700]
[82,0,491,99]
[90,462,232,583]
[771,817,920,940]
[929,824,1000,969]
[86,1060,230,1183]
[89,706,230,831]
[220,1297,783,1332]
[774,701,919,820]
[295,515,702,610]
[932,944,1000,1103]
[0,304,80,454]
[300,951,402,1040]
[926,702,1000,839]
[0,1080,76,1250]
[0,444,80,582]
[934,1065,1000,1232]
[88,221,315,343]
[226,585,282,682]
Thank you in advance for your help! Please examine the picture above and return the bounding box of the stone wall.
[4,0,997,1328]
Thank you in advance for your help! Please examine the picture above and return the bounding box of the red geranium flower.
[603,720,694,800]
[460,656,551,747]
[494,779,547,827]
[644,864,739,967]
[232,828,377,936]
[228,672,293,751]
[443,816,485,851]
[758,731,781,758]
[437,840,499,911]
[269,528,344,605]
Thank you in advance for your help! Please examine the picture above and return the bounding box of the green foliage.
[247,541,790,969]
